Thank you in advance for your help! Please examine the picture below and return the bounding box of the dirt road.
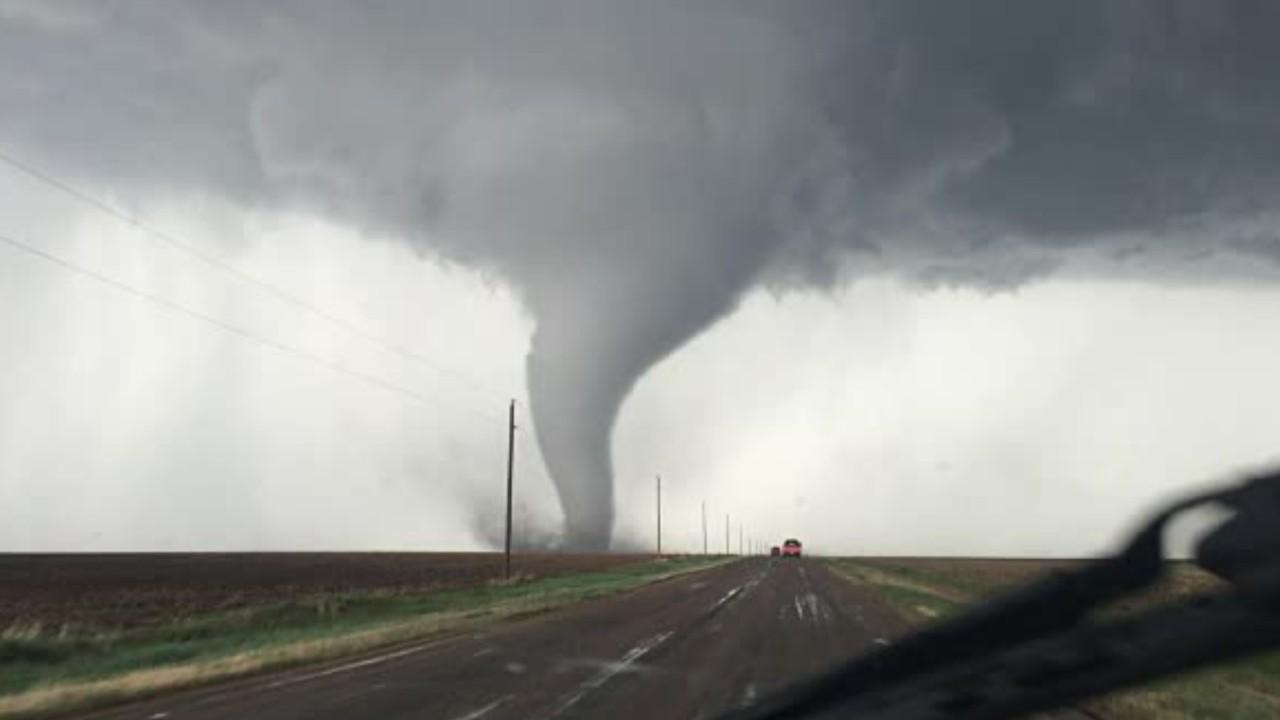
[78,558,1091,720]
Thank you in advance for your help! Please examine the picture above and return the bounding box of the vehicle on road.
[770,546,781,557]
[781,539,802,558]
[731,470,1280,720]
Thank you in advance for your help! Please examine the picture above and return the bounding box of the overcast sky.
[2,1,1279,556]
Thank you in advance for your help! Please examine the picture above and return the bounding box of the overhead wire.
[0,231,503,422]
[0,151,540,546]
[0,149,519,407]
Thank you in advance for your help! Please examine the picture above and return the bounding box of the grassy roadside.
[824,559,965,621]
[824,558,1280,720]
[0,555,732,719]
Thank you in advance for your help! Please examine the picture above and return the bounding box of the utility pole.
[656,474,662,557]
[739,524,744,556]
[725,514,730,555]
[504,399,516,580]
[701,501,708,556]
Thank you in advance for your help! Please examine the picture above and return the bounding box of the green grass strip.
[0,556,732,719]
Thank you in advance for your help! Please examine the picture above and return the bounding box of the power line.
[0,149,515,405]
[702,501,708,556]
[504,399,516,580]
[0,232,502,421]
[656,474,662,556]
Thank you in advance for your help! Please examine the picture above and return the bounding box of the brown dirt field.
[848,557,1224,610]
[854,557,1084,593]
[0,552,650,629]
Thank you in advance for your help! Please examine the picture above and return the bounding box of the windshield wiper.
[720,468,1280,720]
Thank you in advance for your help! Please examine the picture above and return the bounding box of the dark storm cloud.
[3,0,1279,547]
[769,0,1280,282]
[893,1,1280,239]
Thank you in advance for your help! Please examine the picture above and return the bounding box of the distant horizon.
[0,551,1193,561]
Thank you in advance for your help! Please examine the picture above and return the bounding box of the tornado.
[521,242,771,549]
[526,331,621,551]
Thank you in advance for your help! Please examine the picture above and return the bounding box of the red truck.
[782,538,802,558]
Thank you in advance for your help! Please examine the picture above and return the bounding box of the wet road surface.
[78,558,1073,720]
